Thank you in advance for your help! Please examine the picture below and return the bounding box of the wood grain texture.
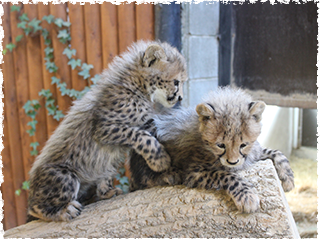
[136,4,154,41]
[38,3,59,137]
[24,4,48,161]
[49,3,72,114]
[84,3,103,81]
[117,3,136,53]
[2,88,18,230]
[4,3,28,226]
[68,3,88,91]
[101,2,118,69]
[8,3,33,182]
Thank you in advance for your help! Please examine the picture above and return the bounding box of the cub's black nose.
[178,96,183,101]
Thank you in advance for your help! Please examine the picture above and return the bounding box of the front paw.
[147,145,171,172]
[281,174,295,192]
[97,187,123,199]
[232,190,260,213]
[162,170,182,186]
[278,168,295,192]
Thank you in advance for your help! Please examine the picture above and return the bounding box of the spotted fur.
[27,40,187,221]
[130,87,294,213]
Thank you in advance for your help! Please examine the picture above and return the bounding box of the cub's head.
[141,42,187,108]
[196,88,266,169]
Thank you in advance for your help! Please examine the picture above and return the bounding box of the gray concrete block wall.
[181,1,220,108]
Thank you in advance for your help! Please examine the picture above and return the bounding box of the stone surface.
[4,160,299,238]
[188,36,219,79]
[189,1,220,36]
[187,78,219,107]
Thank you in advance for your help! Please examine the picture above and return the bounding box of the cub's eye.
[174,80,179,86]
[216,143,225,149]
[240,143,247,149]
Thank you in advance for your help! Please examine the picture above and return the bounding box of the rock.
[4,160,300,238]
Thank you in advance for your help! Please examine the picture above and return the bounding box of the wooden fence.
[1,2,154,230]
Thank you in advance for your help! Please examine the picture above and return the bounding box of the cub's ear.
[196,103,215,120]
[142,44,167,67]
[248,101,266,122]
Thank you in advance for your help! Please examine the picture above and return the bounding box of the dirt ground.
[285,147,317,238]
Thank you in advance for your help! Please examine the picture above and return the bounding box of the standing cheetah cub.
[130,87,294,213]
[28,40,187,221]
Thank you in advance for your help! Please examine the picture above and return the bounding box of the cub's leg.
[95,124,171,172]
[96,177,123,199]
[129,150,182,191]
[259,148,294,192]
[28,164,82,221]
[184,167,260,213]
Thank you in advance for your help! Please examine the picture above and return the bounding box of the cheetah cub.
[27,40,187,221]
[130,87,294,213]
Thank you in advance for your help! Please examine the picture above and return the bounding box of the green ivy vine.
[5,5,129,195]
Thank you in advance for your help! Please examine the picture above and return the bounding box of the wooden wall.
[1,2,154,230]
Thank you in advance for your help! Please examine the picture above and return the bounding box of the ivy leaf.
[119,176,129,185]
[39,89,52,98]
[19,13,29,22]
[63,48,76,59]
[57,29,69,39]
[30,141,39,150]
[47,105,57,115]
[62,21,71,27]
[15,34,23,43]
[30,149,38,156]
[6,43,16,52]
[42,29,49,39]
[53,110,64,121]
[57,29,70,44]
[91,74,101,85]
[44,47,53,56]
[45,98,55,107]
[17,21,27,29]
[51,76,60,85]
[44,38,51,46]
[81,63,94,71]
[45,61,58,73]
[22,181,30,190]
[28,18,42,33]
[54,18,64,28]
[119,167,126,175]
[11,5,21,12]
[27,120,38,129]
[23,100,33,113]
[68,59,81,70]
[78,69,90,80]
[24,27,33,36]
[27,128,36,136]
[69,89,80,98]
[42,15,55,24]
[15,189,21,196]
[78,63,94,80]
[2,49,7,55]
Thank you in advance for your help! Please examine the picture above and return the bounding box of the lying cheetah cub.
[28,40,187,221]
[130,87,294,213]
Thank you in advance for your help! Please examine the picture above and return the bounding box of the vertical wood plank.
[1,6,19,228]
[68,3,88,91]
[8,3,34,184]
[4,3,28,226]
[49,3,72,114]
[84,3,103,79]
[117,3,136,53]
[2,98,18,230]
[38,3,59,137]
[24,4,48,164]
[136,4,154,41]
[100,2,118,69]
